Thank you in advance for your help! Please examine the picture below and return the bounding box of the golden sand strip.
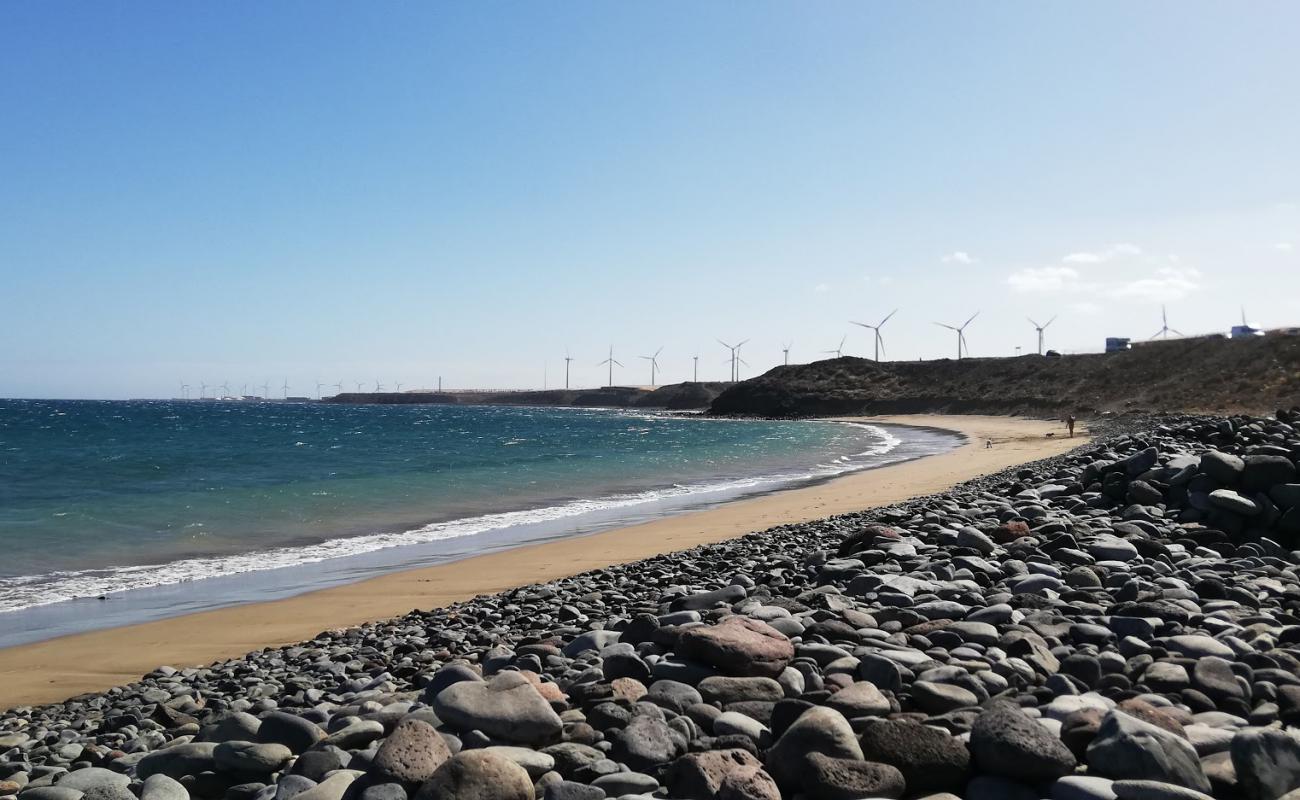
[0,414,1085,709]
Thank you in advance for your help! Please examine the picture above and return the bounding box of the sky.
[2,2,1298,399]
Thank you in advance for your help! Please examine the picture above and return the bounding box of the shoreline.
[0,413,1085,709]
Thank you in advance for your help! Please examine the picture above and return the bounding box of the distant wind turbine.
[934,312,980,359]
[597,345,623,387]
[851,309,898,362]
[822,335,847,359]
[240,383,248,397]
[692,354,700,383]
[259,382,270,399]
[374,379,384,392]
[316,381,325,399]
[717,339,748,382]
[782,341,792,366]
[640,347,663,386]
[1027,315,1057,355]
[220,382,231,398]
[395,382,403,392]
[200,382,210,399]
[180,382,190,399]
[1151,305,1183,339]
[333,381,343,395]
[564,348,574,390]
[281,379,290,399]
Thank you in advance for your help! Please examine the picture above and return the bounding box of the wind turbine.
[259,382,270,399]
[316,381,325,399]
[598,345,623,387]
[640,347,663,386]
[333,381,343,395]
[180,382,190,399]
[718,339,748,382]
[281,379,290,399]
[220,382,231,398]
[240,383,248,397]
[564,348,574,390]
[782,341,792,366]
[934,312,979,359]
[822,335,847,359]
[692,354,700,383]
[1151,305,1183,339]
[395,382,403,392]
[1027,315,1057,355]
[199,382,209,399]
[354,381,364,392]
[851,309,898,362]
[374,379,384,392]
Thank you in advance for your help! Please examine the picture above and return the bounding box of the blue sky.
[2,2,1297,398]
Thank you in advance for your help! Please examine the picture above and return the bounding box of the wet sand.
[0,414,1085,709]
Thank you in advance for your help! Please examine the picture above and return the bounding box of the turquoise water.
[0,400,956,622]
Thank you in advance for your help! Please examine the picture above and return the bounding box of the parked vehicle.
[1105,337,1131,353]
[1231,324,1266,338]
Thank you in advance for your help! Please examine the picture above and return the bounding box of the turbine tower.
[564,348,574,390]
[395,382,403,392]
[717,339,748,382]
[934,312,980,359]
[782,341,792,366]
[180,382,190,399]
[640,347,663,387]
[1027,315,1057,355]
[316,381,325,399]
[354,381,364,392]
[333,381,343,395]
[692,354,700,382]
[597,345,623,387]
[1151,305,1183,339]
[851,309,897,362]
[199,382,209,399]
[260,382,270,399]
[220,382,231,398]
[281,379,290,399]
[374,379,384,392]
[822,335,847,359]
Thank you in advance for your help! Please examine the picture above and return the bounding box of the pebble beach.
[4,410,1300,800]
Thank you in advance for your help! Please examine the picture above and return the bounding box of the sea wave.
[0,425,905,614]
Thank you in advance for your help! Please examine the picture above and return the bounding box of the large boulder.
[369,719,452,786]
[804,753,905,799]
[1086,711,1209,793]
[857,718,970,794]
[1230,728,1300,800]
[414,750,533,800]
[675,617,794,678]
[765,706,862,791]
[666,749,779,800]
[431,671,563,745]
[970,703,1076,783]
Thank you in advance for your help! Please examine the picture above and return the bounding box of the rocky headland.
[5,410,1300,800]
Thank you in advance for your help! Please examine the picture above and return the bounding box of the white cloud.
[1007,243,1201,304]
[1007,265,1083,293]
[1275,242,1294,253]
[1110,266,1202,302]
[813,283,830,293]
[1062,243,1142,264]
[942,251,977,265]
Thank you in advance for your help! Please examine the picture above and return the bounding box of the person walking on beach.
[1066,414,1076,438]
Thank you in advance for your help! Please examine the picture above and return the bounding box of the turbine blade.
[935,322,956,330]
[963,311,980,328]
[850,321,871,329]
[1044,315,1057,328]
[1027,316,1040,328]
[879,309,897,326]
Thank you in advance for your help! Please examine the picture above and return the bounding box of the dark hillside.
[710,334,1300,417]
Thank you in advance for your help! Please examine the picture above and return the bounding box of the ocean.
[0,399,960,644]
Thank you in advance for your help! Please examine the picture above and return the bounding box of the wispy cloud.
[1276,242,1294,253]
[812,282,830,293]
[1006,244,1201,303]
[1062,243,1142,264]
[1006,266,1085,293]
[941,251,977,265]
[1110,266,1202,303]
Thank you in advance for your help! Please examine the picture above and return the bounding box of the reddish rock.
[668,749,780,800]
[676,617,794,678]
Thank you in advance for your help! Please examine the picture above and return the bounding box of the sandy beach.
[0,414,1085,709]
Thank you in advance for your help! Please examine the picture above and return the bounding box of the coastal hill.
[326,381,729,410]
[710,333,1300,417]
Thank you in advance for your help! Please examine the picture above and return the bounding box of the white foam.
[0,424,911,614]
